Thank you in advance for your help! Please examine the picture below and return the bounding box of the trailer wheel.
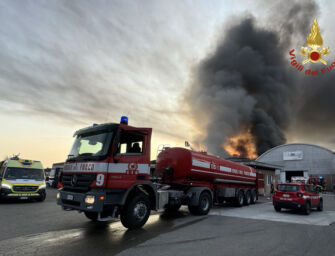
[188,192,212,215]
[236,190,244,207]
[84,212,98,221]
[250,190,257,204]
[120,194,151,229]
[244,190,251,205]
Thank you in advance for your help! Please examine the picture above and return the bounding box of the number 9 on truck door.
[96,174,104,186]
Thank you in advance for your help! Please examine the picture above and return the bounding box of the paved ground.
[1,188,335,256]
[210,200,335,226]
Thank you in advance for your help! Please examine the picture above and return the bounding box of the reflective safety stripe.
[7,193,40,196]
[220,166,231,172]
[191,169,256,180]
[6,159,43,169]
[63,162,150,174]
[63,162,108,173]
[192,159,211,169]
[108,164,150,174]
[192,159,256,177]
[5,179,44,185]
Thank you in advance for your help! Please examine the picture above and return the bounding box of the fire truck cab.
[57,117,161,228]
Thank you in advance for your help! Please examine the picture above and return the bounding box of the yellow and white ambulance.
[0,157,46,201]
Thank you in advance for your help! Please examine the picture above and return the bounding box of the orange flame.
[223,130,257,159]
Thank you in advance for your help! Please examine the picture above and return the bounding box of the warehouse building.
[257,143,335,191]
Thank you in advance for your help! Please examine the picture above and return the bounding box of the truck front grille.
[61,199,81,207]
[13,186,38,192]
[62,173,96,192]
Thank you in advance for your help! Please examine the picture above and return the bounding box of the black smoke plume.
[187,1,319,157]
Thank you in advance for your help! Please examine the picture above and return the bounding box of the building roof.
[257,143,335,160]
[228,157,283,171]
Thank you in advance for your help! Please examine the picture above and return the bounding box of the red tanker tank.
[156,147,256,185]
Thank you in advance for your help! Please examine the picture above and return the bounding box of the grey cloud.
[0,0,213,138]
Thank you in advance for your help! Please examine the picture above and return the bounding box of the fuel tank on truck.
[155,147,256,185]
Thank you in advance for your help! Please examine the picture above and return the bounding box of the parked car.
[46,162,64,188]
[273,183,323,215]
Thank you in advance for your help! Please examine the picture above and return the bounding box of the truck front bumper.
[1,188,45,200]
[57,189,106,212]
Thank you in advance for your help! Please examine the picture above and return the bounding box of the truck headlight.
[85,195,95,204]
[39,184,46,189]
[1,183,12,189]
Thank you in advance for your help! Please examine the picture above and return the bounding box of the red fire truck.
[57,117,264,229]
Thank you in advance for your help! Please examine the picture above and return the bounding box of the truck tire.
[317,199,323,211]
[120,194,151,229]
[84,212,98,221]
[304,201,311,215]
[235,191,244,207]
[250,190,257,204]
[244,190,251,205]
[188,192,212,215]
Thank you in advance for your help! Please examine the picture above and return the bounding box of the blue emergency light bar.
[120,116,128,125]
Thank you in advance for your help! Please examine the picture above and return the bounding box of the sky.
[0,0,335,167]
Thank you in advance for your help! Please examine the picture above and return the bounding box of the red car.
[273,183,323,215]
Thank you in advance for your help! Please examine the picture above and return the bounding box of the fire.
[223,130,257,159]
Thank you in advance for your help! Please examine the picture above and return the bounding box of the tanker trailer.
[57,118,261,229]
[155,147,259,213]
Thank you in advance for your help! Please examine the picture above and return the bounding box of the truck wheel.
[235,191,244,207]
[317,200,323,211]
[304,202,311,215]
[84,212,98,221]
[188,192,212,215]
[244,190,251,205]
[250,190,257,204]
[120,195,151,229]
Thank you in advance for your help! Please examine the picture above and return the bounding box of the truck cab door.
[108,126,152,188]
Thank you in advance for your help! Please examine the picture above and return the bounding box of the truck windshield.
[67,132,113,161]
[4,167,44,180]
[277,185,300,192]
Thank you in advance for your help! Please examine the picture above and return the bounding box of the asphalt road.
[1,188,335,256]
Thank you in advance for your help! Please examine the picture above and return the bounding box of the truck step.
[97,215,117,222]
